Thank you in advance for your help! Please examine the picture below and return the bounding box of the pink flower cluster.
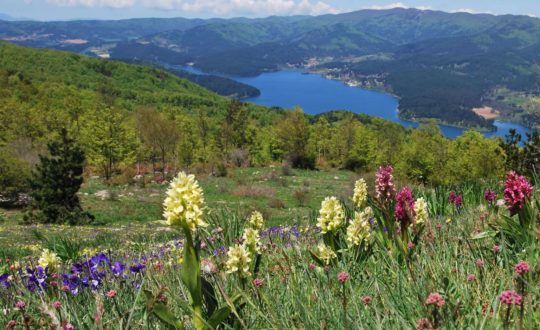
[484,189,497,204]
[416,318,433,330]
[504,171,533,215]
[514,261,530,275]
[375,165,396,202]
[395,186,415,226]
[425,292,445,308]
[337,271,350,283]
[449,192,463,207]
[499,290,522,305]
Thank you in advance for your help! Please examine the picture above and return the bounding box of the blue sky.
[2,0,540,21]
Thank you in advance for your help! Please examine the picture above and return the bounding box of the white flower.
[317,196,345,234]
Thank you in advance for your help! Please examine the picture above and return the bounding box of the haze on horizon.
[1,0,540,21]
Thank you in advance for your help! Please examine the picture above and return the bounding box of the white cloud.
[48,0,135,8]
[450,8,493,15]
[47,0,341,15]
[368,2,431,11]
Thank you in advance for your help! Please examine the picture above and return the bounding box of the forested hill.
[0,41,280,146]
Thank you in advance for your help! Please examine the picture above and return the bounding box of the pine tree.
[25,128,93,224]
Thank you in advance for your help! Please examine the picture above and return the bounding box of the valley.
[1,8,540,129]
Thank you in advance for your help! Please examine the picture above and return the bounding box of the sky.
[1,0,539,21]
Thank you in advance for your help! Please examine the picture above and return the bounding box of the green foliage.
[25,129,93,224]
[0,148,30,205]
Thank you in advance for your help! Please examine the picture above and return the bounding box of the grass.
[0,167,356,258]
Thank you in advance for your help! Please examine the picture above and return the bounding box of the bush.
[343,157,368,172]
[287,153,316,170]
[293,186,311,206]
[268,198,286,209]
[281,163,295,176]
[213,162,228,177]
[230,149,249,167]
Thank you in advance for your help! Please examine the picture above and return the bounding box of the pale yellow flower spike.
[352,178,368,209]
[317,243,337,265]
[316,196,345,234]
[414,197,429,225]
[163,172,206,232]
[248,211,264,230]
[38,249,60,272]
[225,244,252,277]
[346,207,374,246]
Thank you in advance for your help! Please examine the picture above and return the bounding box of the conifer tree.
[25,128,93,224]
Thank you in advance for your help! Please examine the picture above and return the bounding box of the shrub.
[281,163,295,176]
[268,198,286,209]
[233,185,276,199]
[287,153,316,170]
[213,162,228,177]
[230,148,249,167]
[293,187,311,206]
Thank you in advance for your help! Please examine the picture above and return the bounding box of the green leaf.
[309,250,325,267]
[471,230,497,240]
[207,306,233,329]
[153,303,187,330]
[201,277,218,318]
[181,228,203,308]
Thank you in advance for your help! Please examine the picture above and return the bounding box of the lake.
[183,67,532,140]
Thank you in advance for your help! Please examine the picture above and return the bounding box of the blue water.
[182,66,532,140]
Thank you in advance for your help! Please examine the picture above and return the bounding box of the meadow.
[0,166,538,329]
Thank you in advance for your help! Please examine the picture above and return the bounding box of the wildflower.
[225,244,252,277]
[248,211,264,230]
[408,242,415,249]
[425,293,445,308]
[242,227,261,254]
[449,192,463,207]
[317,243,337,265]
[316,196,345,234]
[352,178,368,208]
[467,274,476,282]
[337,271,350,283]
[62,321,75,330]
[362,296,372,306]
[15,300,26,311]
[346,207,373,246]
[395,187,415,228]
[163,172,206,231]
[484,189,497,204]
[201,259,218,275]
[504,171,533,215]
[414,197,429,225]
[308,263,316,271]
[38,249,61,272]
[106,290,117,299]
[514,261,530,275]
[476,259,485,268]
[7,320,16,329]
[416,318,432,330]
[499,290,522,305]
[52,301,62,309]
[253,278,264,288]
[375,165,395,201]
[492,245,500,254]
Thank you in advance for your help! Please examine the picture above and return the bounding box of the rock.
[94,190,111,200]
